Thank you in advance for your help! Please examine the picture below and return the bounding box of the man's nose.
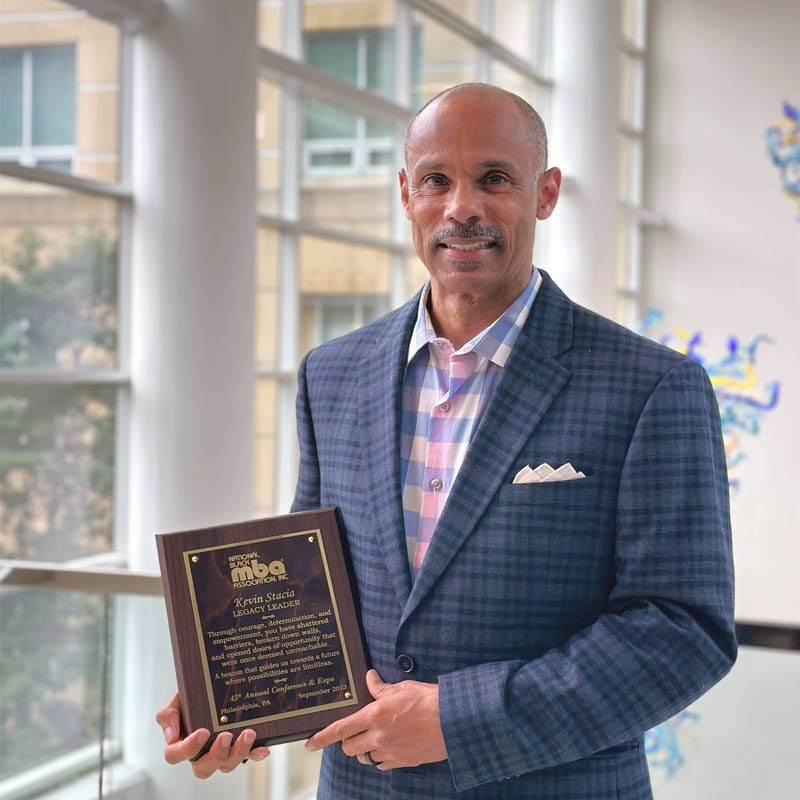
[444,182,483,225]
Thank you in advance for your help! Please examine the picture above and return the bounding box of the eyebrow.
[413,159,519,173]
[478,160,517,171]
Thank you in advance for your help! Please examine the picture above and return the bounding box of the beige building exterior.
[0,0,121,341]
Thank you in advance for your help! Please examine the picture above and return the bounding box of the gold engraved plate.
[183,529,359,732]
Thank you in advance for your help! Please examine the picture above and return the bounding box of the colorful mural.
[635,310,780,493]
[765,101,800,217]
[633,314,783,779]
[645,709,702,781]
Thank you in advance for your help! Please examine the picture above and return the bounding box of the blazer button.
[396,653,415,673]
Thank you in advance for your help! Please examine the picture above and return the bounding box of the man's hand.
[305,669,447,771]
[156,691,270,779]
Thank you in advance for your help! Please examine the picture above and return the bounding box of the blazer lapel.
[357,295,420,611]
[401,271,575,624]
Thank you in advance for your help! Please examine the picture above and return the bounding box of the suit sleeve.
[437,357,737,791]
[290,352,321,513]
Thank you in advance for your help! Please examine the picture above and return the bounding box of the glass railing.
[2,562,797,799]
[0,561,324,800]
[0,562,151,799]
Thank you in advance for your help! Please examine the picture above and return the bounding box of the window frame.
[256,4,553,794]
[615,0,666,328]
[0,44,78,173]
[0,5,132,794]
[2,1,555,797]
[302,28,397,176]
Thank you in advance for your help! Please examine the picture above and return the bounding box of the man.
[158,83,736,799]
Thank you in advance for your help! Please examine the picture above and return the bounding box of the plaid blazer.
[291,270,736,800]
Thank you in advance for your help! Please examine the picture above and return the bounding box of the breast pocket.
[493,476,612,612]
[497,476,598,507]
[496,477,606,555]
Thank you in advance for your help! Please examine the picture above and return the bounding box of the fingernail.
[305,741,317,752]
[242,730,255,746]
[164,726,174,742]
[251,751,268,761]
[221,733,233,748]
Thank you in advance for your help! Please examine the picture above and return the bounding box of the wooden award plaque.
[156,508,370,756]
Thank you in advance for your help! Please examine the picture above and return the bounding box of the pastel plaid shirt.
[400,268,542,578]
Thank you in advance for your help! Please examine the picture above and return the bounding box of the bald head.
[404,83,548,176]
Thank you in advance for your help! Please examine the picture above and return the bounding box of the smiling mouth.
[438,241,496,251]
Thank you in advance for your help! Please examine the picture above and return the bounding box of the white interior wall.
[644,0,800,626]
[650,646,800,799]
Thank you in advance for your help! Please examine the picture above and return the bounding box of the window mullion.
[478,0,491,35]
[357,32,367,89]
[392,0,413,307]
[355,116,367,173]
[22,48,33,156]
[616,0,649,326]
[355,32,368,173]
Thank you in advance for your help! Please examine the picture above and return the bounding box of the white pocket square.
[513,462,586,484]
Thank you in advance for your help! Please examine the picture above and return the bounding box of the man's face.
[400,90,560,302]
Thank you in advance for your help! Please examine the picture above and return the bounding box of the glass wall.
[4,4,795,799]
[0,587,111,777]
[2,1,552,796]
[251,2,552,794]
[0,187,123,780]
[615,0,648,326]
[0,184,123,781]
[0,2,126,789]
[411,10,479,104]
[255,0,553,518]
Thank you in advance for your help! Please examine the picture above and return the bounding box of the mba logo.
[230,559,287,587]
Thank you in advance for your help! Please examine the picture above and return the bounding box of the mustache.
[432,223,504,246]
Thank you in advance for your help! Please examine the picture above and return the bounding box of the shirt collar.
[407,267,542,368]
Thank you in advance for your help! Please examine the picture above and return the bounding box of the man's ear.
[399,169,411,220]
[536,167,562,220]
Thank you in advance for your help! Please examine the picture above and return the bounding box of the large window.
[0,3,125,791]
[256,0,553,519]
[2,2,553,798]
[0,185,120,559]
[615,0,658,327]
[253,3,552,795]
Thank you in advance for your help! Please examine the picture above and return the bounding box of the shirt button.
[396,653,415,673]
[429,478,442,491]
[440,402,450,413]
